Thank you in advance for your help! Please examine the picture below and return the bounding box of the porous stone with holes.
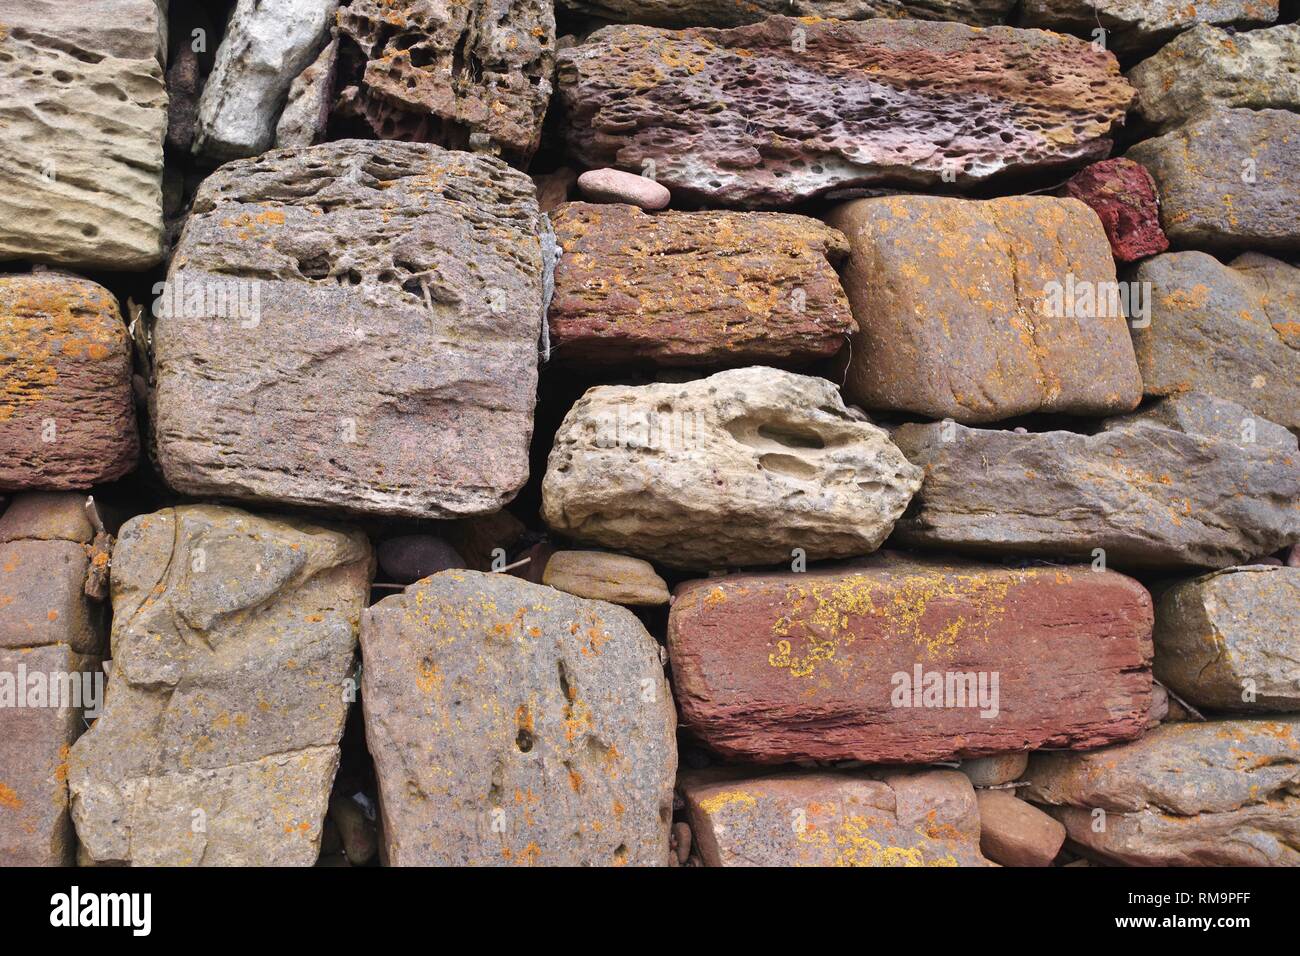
[557,17,1133,208]
[540,367,922,570]
[0,0,167,270]
[335,0,555,166]
[361,570,676,866]
[152,139,548,519]
[558,0,1016,28]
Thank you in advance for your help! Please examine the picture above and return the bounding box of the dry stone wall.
[0,0,1296,874]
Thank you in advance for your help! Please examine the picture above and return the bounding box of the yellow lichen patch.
[0,782,22,810]
[698,789,757,815]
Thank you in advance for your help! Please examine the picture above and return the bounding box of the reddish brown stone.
[666,554,1153,764]
[0,643,100,866]
[1060,158,1169,263]
[548,202,854,367]
[558,17,1134,208]
[976,789,1065,867]
[0,274,138,491]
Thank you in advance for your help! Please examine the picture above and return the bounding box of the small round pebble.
[577,168,671,210]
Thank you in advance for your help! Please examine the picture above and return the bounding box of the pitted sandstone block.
[153,140,547,519]
[558,1,1016,27]
[558,17,1133,208]
[541,367,922,570]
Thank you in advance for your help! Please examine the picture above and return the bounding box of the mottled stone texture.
[1019,0,1278,55]
[1154,566,1300,712]
[667,554,1153,764]
[559,0,1016,27]
[549,202,854,367]
[361,571,676,866]
[1024,719,1300,866]
[193,0,339,161]
[557,17,1133,208]
[336,0,555,165]
[0,644,99,866]
[1127,108,1300,252]
[541,368,922,570]
[541,551,670,607]
[0,0,166,270]
[682,768,990,866]
[1060,159,1168,263]
[893,394,1300,570]
[0,274,138,492]
[825,196,1142,423]
[0,492,105,866]
[69,505,372,866]
[153,140,547,519]
[1129,23,1300,128]
[1131,251,1299,430]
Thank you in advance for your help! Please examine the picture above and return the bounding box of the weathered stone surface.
[153,140,547,519]
[682,768,990,866]
[376,535,464,585]
[825,196,1142,422]
[960,752,1028,788]
[558,17,1133,208]
[275,36,339,149]
[0,492,94,546]
[976,789,1065,867]
[1129,24,1300,128]
[542,550,669,606]
[549,203,854,367]
[1060,158,1168,262]
[1127,108,1300,252]
[69,505,373,866]
[541,368,922,570]
[667,554,1153,763]
[1131,251,1300,430]
[1020,0,1278,55]
[0,540,102,655]
[361,570,676,866]
[893,394,1300,570]
[0,274,138,492]
[1024,719,1300,866]
[0,643,99,866]
[575,169,670,210]
[0,0,167,270]
[1153,566,1300,712]
[193,0,339,161]
[559,1,1016,28]
[336,0,555,165]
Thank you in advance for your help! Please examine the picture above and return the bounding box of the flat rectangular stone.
[548,202,854,367]
[681,768,989,867]
[667,554,1153,763]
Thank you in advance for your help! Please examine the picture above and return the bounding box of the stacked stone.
[0,0,1295,870]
